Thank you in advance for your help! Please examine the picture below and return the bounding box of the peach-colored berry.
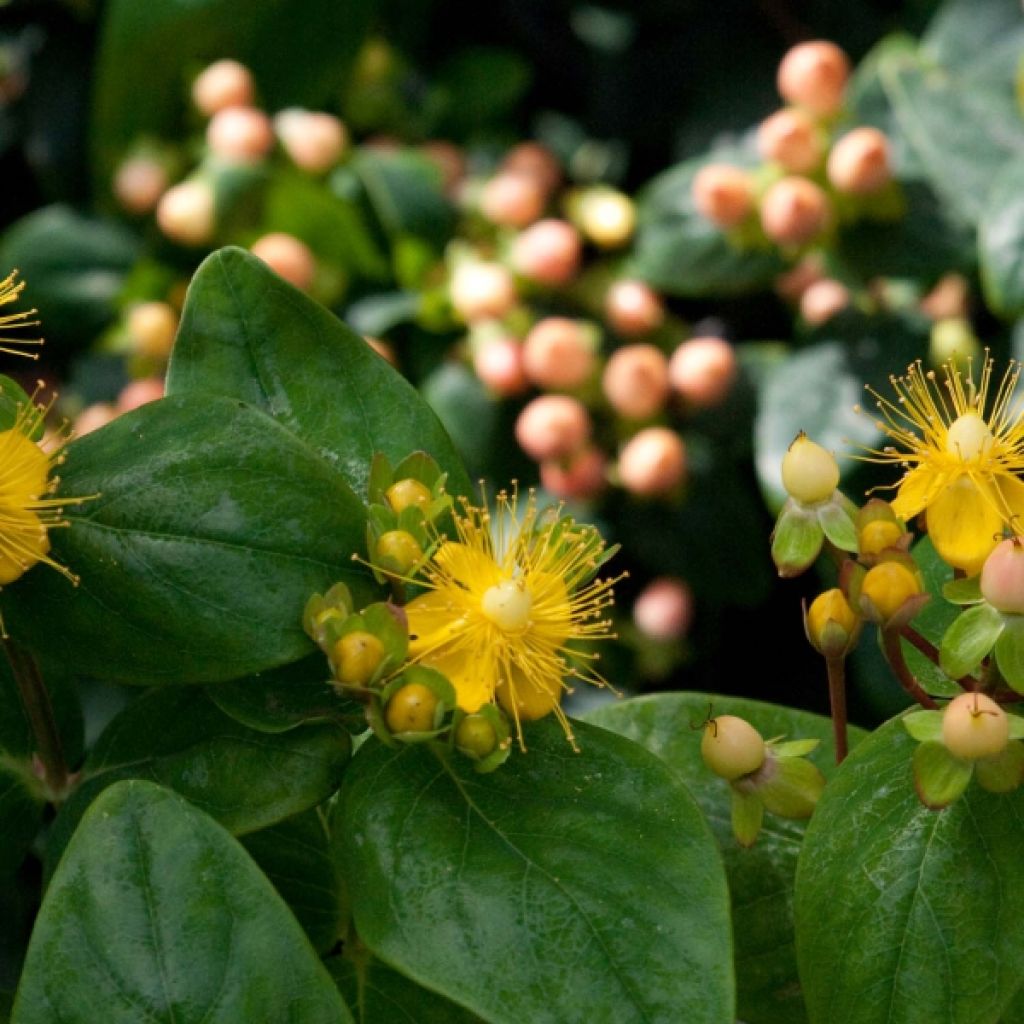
[118,377,164,413]
[634,577,694,641]
[450,262,517,323]
[605,280,665,336]
[206,106,274,164]
[515,395,591,461]
[156,180,216,246]
[479,172,546,228]
[618,427,687,496]
[920,273,968,321]
[827,127,891,195]
[775,254,825,302]
[192,59,255,117]
[602,344,670,420]
[777,41,850,116]
[128,302,178,360]
[540,445,607,500]
[757,107,823,173]
[522,317,595,389]
[273,109,347,174]
[74,403,118,437]
[473,337,529,397]
[113,157,168,215]
[669,336,737,408]
[800,279,850,326]
[250,233,317,291]
[692,164,754,228]
[760,176,830,245]
[419,140,466,193]
[510,219,582,286]
[981,539,1024,615]
[501,141,561,194]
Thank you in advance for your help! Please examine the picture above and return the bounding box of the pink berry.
[981,539,1024,614]
[250,233,317,291]
[74,403,118,437]
[156,180,216,246]
[128,302,178,359]
[192,59,255,117]
[605,280,665,336]
[757,108,823,173]
[479,172,546,228]
[540,446,607,500]
[602,344,670,420]
[760,176,830,245]
[118,377,165,413]
[692,165,754,228]
[669,336,737,408]
[113,157,168,215]
[777,41,850,116]
[515,395,591,461]
[206,106,274,164]
[450,262,517,323]
[500,142,561,194]
[510,219,582,286]
[827,127,891,195]
[618,427,687,496]
[633,577,694,641]
[274,109,348,174]
[800,278,850,326]
[522,317,595,390]
[473,337,529,397]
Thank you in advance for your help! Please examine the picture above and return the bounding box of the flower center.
[481,580,533,633]
[945,412,993,461]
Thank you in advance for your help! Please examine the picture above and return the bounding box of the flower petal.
[890,464,947,522]
[405,589,468,657]
[996,473,1024,532]
[926,476,1003,573]
[419,644,494,713]
[433,541,503,591]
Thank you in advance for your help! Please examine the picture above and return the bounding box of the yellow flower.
[0,270,42,359]
[402,486,621,749]
[861,356,1024,574]
[0,384,90,599]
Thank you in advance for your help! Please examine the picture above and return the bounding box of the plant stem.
[880,629,938,710]
[899,624,980,690]
[2,638,68,800]
[825,655,849,764]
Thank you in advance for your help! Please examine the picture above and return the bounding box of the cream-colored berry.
[781,433,839,504]
[942,692,1009,761]
[701,715,765,780]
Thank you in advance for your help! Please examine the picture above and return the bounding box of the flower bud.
[633,577,693,641]
[113,157,169,215]
[128,301,178,359]
[860,561,921,621]
[827,127,890,195]
[942,692,1009,761]
[455,713,500,759]
[479,172,546,228]
[668,336,737,408]
[859,519,904,557]
[192,59,255,117]
[74,402,118,437]
[981,538,1024,614]
[522,317,595,389]
[805,588,858,656]
[500,141,561,194]
[385,682,439,733]
[540,445,607,500]
[515,395,591,461]
[117,377,164,413]
[273,108,347,173]
[250,233,317,291]
[375,530,424,575]
[760,177,830,245]
[701,715,765,780]
[618,427,687,497]
[692,164,754,228]
[333,630,386,687]
[206,106,274,164]
[757,107,823,173]
[510,219,582,286]
[800,278,849,326]
[450,262,517,323]
[602,343,670,420]
[604,280,665,336]
[472,337,529,396]
[576,187,636,249]
[777,41,850,116]
[781,433,839,504]
[156,180,216,246]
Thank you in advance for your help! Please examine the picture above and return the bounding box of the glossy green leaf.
[922,0,1024,77]
[904,536,962,697]
[912,740,972,808]
[939,601,1004,681]
[902,710,943,743]
[731,788,763,848]
[942,574,983,605]
[586,693,866,1024]
[995,616,1024,693]
[795,716,1024,1024]
[0,378,33,434]
[0,763,41,879]
[167,247,470,499]
[241,809,342,954]
[327,956,485,1024]
[334,717,734,1024]
[13,781,352,1023]
[91,0,376,184]
[45,688,350,874]
[1,392,374,684]
[980,160,1024,318]
[975,741,1024,794]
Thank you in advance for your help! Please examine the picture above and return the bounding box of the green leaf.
[45,688,350,875]
[995,616,1024,693]
[795,716,1024,1023]
[912,740,972,808]
[0,378,32,434]
[757,756,825,819]
[922,0,1024,77]
[902,709,944,743]
[91,0,376,185]
[241,809,342,955]
[167,247,470,499]
[1,392,375,684]
[975,741,1024,794]
[0,763,41,879]
[816,501,858,553]
[731,788,763,848]
[980,160,1024,318]
[942,574,983,605]
[13,781,352,1023]
[939,601,1005,681]
[0,206,139,352]
[586,693,866,1024]
[327,955,485,1024]
[904,536,962,697]
[333,717,735,1024]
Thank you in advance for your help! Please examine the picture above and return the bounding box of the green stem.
[880,629,938,710]
[825,655,849,764]
[2,638,68,800]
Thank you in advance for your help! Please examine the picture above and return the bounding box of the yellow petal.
[433,541,503,591]
[926,476,1003,574]
[890,464,947,522]
[0,429,50,499]
[996,474,1024,532]
[419,644,494,713]
[405,589,468,658]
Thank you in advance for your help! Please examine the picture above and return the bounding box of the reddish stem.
[881,629,938,710]
[825,655,849,764]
